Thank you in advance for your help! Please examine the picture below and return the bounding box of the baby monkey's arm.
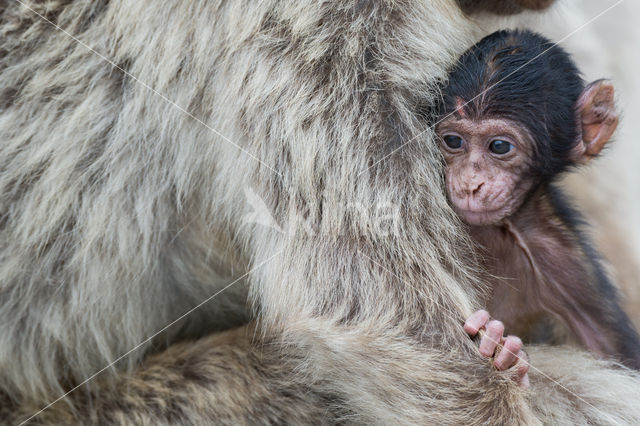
[464,310,530,388]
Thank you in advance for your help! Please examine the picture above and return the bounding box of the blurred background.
[478,0,640,327]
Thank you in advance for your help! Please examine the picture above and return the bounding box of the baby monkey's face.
[436,116,536,226]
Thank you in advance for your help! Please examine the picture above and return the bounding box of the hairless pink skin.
[437,116,534,387]
[464,310,529,388]
[436,117,536,226]
[437,81,618,227]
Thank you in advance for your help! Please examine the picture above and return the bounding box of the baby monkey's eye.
[443,135,463,149]
[489,139,513,155]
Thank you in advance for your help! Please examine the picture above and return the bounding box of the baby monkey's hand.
[464,309,530,388]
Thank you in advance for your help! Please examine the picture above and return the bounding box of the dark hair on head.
[438,29,584,180]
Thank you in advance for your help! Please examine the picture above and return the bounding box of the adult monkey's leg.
[8,326,332,424]
[11,329,640,424]
[10,324,537,425]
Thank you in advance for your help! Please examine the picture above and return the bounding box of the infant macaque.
[435,30,640,386]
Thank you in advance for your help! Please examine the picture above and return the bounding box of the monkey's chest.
[473,227,567,342]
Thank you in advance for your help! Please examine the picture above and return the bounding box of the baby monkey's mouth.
[451,203,510,226]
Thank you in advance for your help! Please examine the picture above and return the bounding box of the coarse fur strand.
[1,0,640,424]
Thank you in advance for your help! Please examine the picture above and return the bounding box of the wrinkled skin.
[436,115,536,226]
[436,105,539,388]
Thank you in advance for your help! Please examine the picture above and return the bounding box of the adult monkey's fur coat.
[1,0,640,423]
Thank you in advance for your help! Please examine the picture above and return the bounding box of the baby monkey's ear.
[571,80,619,163]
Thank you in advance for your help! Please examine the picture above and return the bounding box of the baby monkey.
[435,30,640,385]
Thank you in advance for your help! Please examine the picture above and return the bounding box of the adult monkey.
[2,0,640,424]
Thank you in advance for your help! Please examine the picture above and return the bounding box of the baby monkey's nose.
[471,182,484,196]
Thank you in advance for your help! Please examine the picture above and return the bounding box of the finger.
[514,350,530,389]
[493,335,523,370]
[479,320,504,357]
[463,309,490,336]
